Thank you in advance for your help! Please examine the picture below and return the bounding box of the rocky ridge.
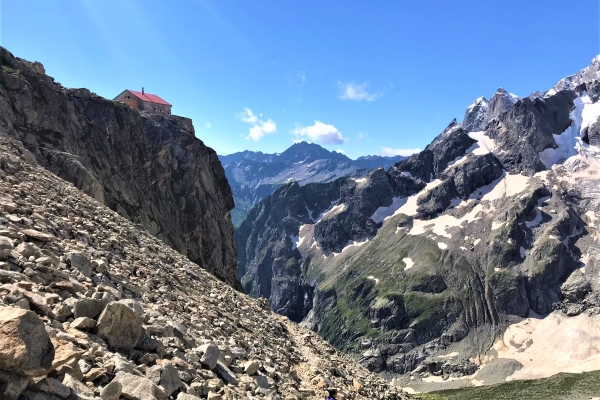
[220,142,404,226]
[0,135,410,400]
[236,56,600,389]
[0,47,239,289]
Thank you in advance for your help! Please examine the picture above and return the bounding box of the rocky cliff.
[0,136,409,399]
[236,56,600,391]
[0,47,240,289]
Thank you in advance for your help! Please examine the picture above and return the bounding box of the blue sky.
[2,1,599,158]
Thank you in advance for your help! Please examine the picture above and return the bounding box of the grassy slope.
[306,213,464,350]
[417,371,600,400]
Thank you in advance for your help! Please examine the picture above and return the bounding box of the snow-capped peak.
[467,96,488,112]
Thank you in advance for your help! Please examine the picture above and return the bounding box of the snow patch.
[352,177,368,184]
[367,275,380,285]
[539,93,600,168]
[332,239,370,258]
[495,312,600,381]
[437,242,448,249]
[403,257,414,270]
[468,131,496,155]
[492,221,504,230]
[387,179,444,220]
[322,203,347,219]
[371,197,409,224]
[469,172,530,201]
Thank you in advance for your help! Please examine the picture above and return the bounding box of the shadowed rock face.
[0,47,240,289]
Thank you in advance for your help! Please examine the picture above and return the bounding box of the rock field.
[0,135,410,399]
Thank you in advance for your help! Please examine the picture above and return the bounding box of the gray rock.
[114,371,167,400]
[253,375,270,389]
[96,302,143,352]
[32,377,70,399]
[244,360,260,376]
[66,252,92,277]
[62,373,94,397]
[200,343,220,370]
[16,242,40,259]
[119,298,144,316]
[18,392,62,400]
[0,236,13,259]
[73,297,108,319]
[70,317,96,330]
[177,393,202,400]
[99,379,122,400]
[0,369,30,400]
[214,361,238,384]
[146,364,184,396]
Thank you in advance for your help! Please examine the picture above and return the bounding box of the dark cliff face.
[236,56,600,378]
[0,47,241,289]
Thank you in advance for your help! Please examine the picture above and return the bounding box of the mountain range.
[236,55,600,393]
[219,143,404,226]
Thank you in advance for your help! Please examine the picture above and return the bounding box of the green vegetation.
[418,370,600,400]
[1,65,20,75]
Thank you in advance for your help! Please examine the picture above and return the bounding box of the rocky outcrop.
[0,136,408,399]
[0,47,239,289]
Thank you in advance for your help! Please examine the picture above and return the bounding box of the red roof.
[127,90,171,106]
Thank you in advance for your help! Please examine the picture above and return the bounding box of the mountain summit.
[219,142,405,226]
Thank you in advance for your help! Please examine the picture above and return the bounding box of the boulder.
[21,229,55,242]
[96,301,143,352]
[114,371,167,400]
[146,363,185,396]
[119,299,144,316]
[0,306,54,375]
[62,373,94,398]
[99,380,122,400]
[177,394,202,400]
[70,317,96,330]
[73,297,109,319]
[244,360,260,376]
[0,369,30,400]
[31,377,70,399]
[200,342,220,370]
[66,252,92,277]
[0,236,13,259]
[15,242,40,259]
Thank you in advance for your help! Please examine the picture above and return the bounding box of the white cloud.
[238,108,258,123]
[380,147,420,157]
[338,81,379,101]
[205,121,212,129]
[238,108,277,141]
[292,121,346,145]
[248,119,277,141]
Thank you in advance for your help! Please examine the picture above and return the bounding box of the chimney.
[142,87,144,95]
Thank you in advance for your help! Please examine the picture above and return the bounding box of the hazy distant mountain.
[219,142,404,226]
